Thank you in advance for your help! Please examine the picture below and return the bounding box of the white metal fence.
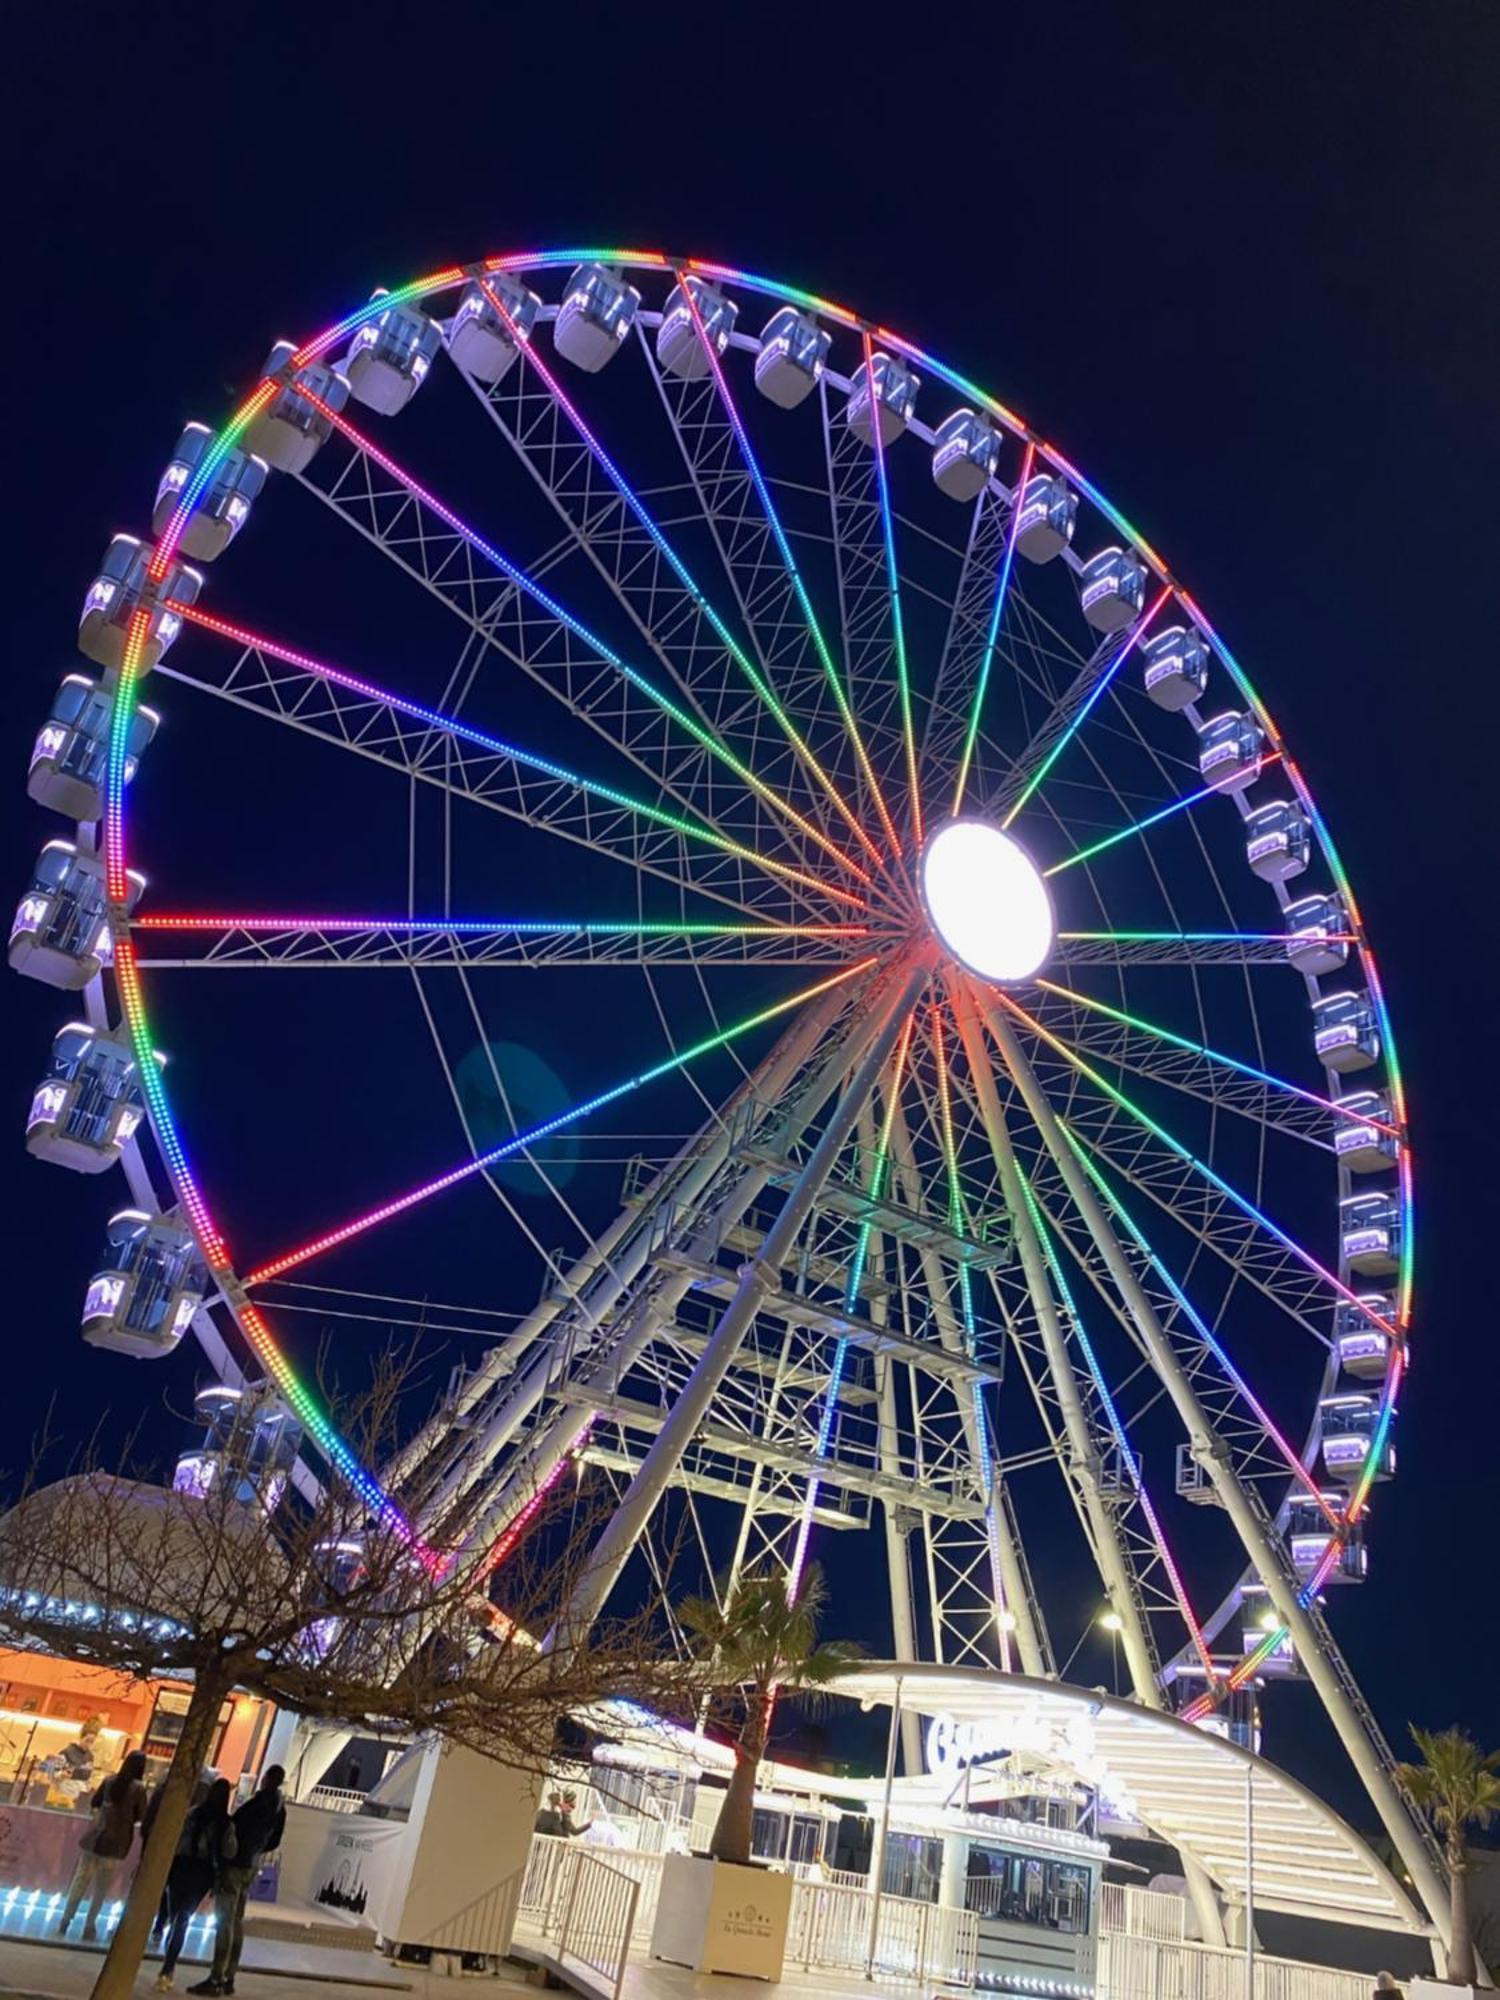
[302,1783,370,1814]
[1098,1932,1372,2000]
[1099,1880,1189,1941]
[788,1878,978,1988]
[411,1867,524,1969]
[519,1839,642,2000]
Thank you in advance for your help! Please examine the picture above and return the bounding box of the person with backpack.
[154,1778,236,1991]
[56,1750,149,1941]
[188,1764,285,1997]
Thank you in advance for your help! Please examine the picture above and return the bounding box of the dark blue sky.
[4,3,1497,1822]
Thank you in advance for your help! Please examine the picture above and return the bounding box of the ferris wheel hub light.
[921,821,1054,982]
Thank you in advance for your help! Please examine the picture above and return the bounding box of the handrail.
[410,1864,524,1966]
[551,1848,640,2000]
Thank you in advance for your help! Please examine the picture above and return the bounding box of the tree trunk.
[1447,1835,1475,1987]
[709,1698,769,1867]
[90,1668,232,2000]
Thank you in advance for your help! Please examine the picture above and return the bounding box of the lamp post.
[1098,1610,1124,1695]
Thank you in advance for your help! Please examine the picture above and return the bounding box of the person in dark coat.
[57,1751,149,1941]
[188,1765,285,1996]
[154,1779,235,1991]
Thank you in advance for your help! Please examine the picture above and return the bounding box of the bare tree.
[0,1359,696,2000]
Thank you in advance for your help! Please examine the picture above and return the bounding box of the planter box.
[650,1852,793,1979]
[1411,1983,1490,1999]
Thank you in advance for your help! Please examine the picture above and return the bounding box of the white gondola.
[1239,1585,1295,1664]
[174,1380,298,1512]
[657,276,738,380]
[1333,1091,1399,1173]
[1286,1493,1367,1580]
[1334,1294,1396,1380]
[77,536,202,674]
[1197,710,1265,793]
[28,675,159,822]
[342,291,443,417]
[1318,1391,1395,1483]
[150,424,268,562]
[1284,894,1350,976]
[9,842,144,990]
[846,351,918,446]
[1079,546,1147,634]
[25,1023,143,1173]
[1312,990,1379,1073]
[1014,474,1076,563]
[241,342,351,474]
[753,306,829,408]
[81,1210,205,1359]
[931,409,1001,501]
[552,264,641,373]
[445,271,539,384]
[1340,1191,1401,1276]
[1141,624,1209,710]
[1244,800,1310,883]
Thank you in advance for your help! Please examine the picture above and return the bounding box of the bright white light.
[922,821,1054,982]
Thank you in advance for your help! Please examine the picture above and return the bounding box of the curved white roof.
[825,1664,1431,1936]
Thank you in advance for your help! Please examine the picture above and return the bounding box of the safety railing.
[302,1783,371,1814]
[520,1833,663,1943]
[412,1866,524,1969]
[550,1849,641,2000]
[1098,1880,1188,1942]
[1098,1932,1371,2000]
[788,1879,978,1988]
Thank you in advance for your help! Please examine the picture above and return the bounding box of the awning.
[825,1663,1431,1937]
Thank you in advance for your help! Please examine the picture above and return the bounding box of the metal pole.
[1245,1761,1255,2000]
[865,1674,903,1981]
[977,987,1455,1949]
[550,960,930,1645]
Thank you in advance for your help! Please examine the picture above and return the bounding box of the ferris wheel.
[13,250,1438,1920]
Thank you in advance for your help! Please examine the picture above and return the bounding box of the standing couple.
[155,1764,286,1995]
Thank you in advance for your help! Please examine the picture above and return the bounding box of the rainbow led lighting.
[1037,978,1401,1138]
[1058,930,1332,946]
[1002,587,1172,828]
[515,269,881,872]
[1044,761,1283,877]
[1001,994,1401,1343]
[136,914,868,939]
[1012,1160,1216,1678]
[247,958,876,1286]
[952,441,1035,818]
[786,1007,916,1595]
[671,277,902,860]
[292,387,872,890]
[861,333,923,849]
[170,601,865,914]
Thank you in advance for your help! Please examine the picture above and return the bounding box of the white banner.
[307,1816,409,1934]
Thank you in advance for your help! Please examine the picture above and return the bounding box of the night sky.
[5,5,1498,1831]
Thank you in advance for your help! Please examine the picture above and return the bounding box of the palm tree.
[1397,1725,1500,1985]
[680,1562,861,1866]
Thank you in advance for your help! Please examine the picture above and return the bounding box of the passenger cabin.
[1079,547,1147,634]
[173,1379,300,1513]
[1333,1090,1399,1173]
[1197,711,1265,793]
[10,842,144,990]
[81,1211,205,1359]
[28,675,159,823]
[754,307,829,408]
[1238,1586,1295,1665]
[1244,800,1311,883]
[1318,1391,1395,1483]
[1334,1294,1396,1379]
[151,424,268,562]
[241,343,351,474]
[656,276,738,380]
[846,351,919,446]
[78,536,202,674]
[1286,1493,1367,1581]
[26,1023,143,1173]
[1014,474,1077,563]
[445,273,539,384]
[931,410,1001,501]
[342,291,443,417]
[1141,625,1209,711]
[1340,1190,1401,1276]
[552,265,641,372]
[1284,894,1350,976]
[1312,990,1380,1073]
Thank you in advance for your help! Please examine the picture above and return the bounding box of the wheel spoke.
[950,442,1035,817]
[1045,759,1282,876]
[859,333,923,847]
